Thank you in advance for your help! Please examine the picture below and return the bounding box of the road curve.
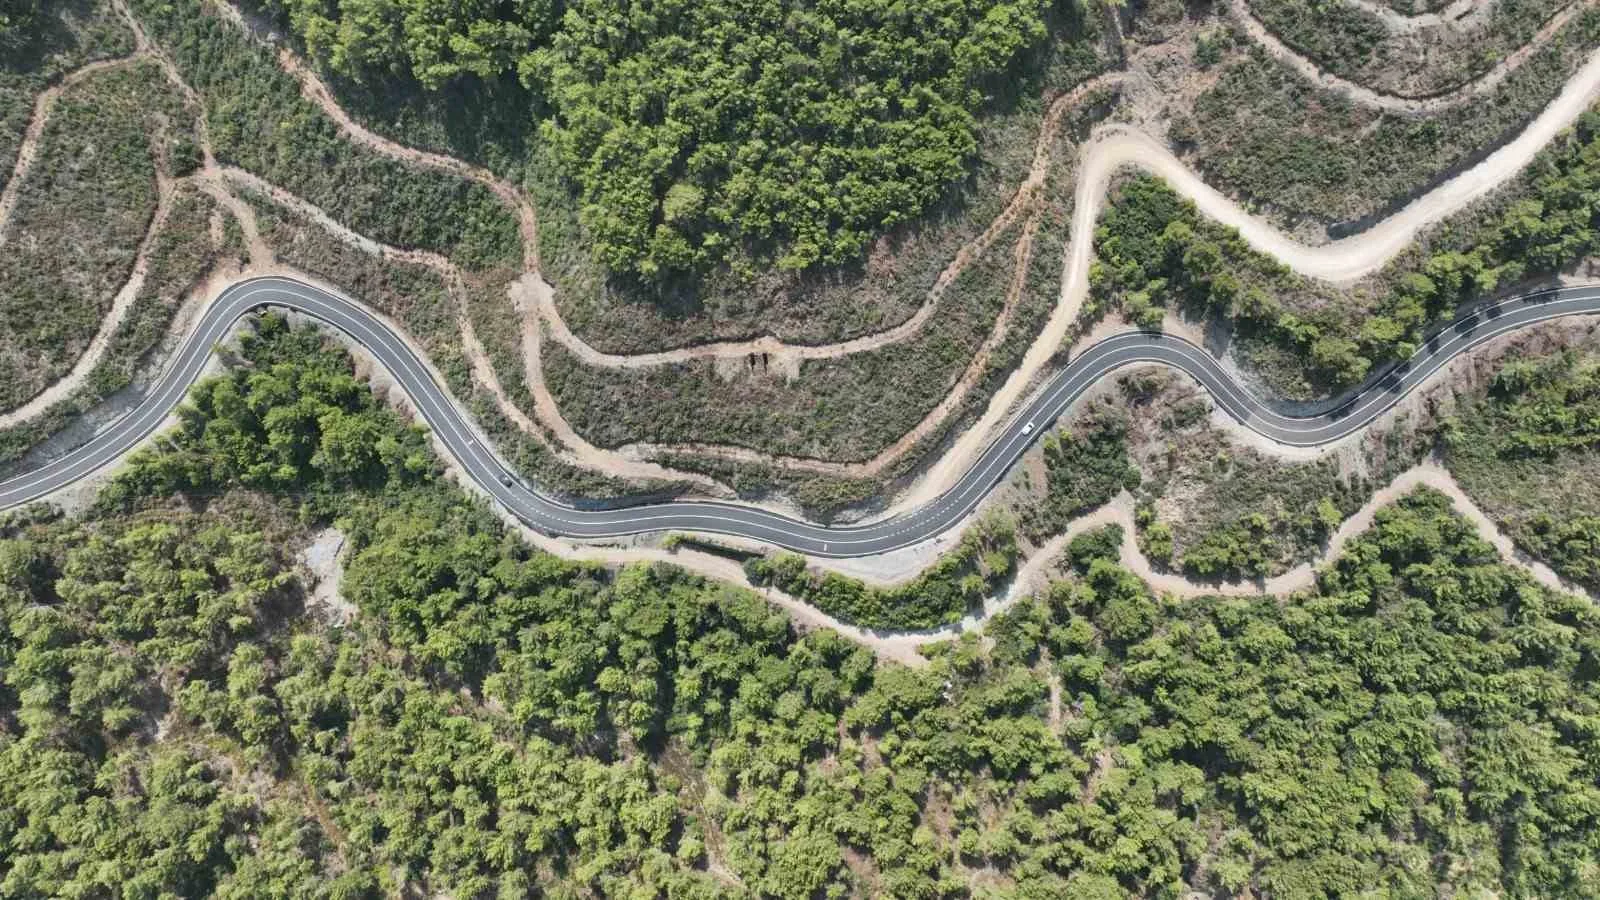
[3,275,1597,557]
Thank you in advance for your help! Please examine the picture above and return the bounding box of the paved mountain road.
[3,276,1597,557]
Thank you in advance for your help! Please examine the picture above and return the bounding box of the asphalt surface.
[3,275,1598,557]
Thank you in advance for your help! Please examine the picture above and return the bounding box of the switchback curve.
[3,275,1598,558]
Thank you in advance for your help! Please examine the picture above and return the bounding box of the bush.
[745,513,1019,629]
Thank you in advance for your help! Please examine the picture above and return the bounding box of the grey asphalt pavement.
[3,276,1596,557]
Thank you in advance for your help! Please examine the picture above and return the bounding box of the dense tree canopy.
[267,0,560,87]
[262,0,1050,278]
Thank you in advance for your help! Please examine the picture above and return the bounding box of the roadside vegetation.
[745,514,1020,630]
[3,319,1598,895]
[1015,405,1141,542]
[1446,344,1600,591]
[1016,369,1433,583]
[244,193,650,500]
[0,59,194,411]
[1095,106,1600,398]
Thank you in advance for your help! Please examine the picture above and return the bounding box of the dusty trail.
[1231,0,1597,110]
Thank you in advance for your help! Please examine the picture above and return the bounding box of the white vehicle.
[1022,421,1035,435]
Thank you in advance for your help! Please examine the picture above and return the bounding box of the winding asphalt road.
[2,276,1597,557]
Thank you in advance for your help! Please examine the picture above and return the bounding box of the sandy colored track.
[1232,0,1597,110]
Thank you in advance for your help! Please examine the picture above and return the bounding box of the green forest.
[2,317,1599,896]
[257,0,1052,278]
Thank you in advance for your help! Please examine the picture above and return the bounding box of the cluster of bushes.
[260,0,1053,279]
[1445,347,1600,590]
[1019,409,1140,540]
[745,513,1019,629]
[1089,175,1373,385]
[103,315,437,506]
[1479,349,1600,457]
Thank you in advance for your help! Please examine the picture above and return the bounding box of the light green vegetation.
[745,513,1020,630]
[0,184,231,467]
[0,0,134,189]
[0,59,195,410]
[986,492,1600,895]
[127,0,521,270]
[1190,7,1600,227]
[4,321,1599,895]
[1446,344,1600,591]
